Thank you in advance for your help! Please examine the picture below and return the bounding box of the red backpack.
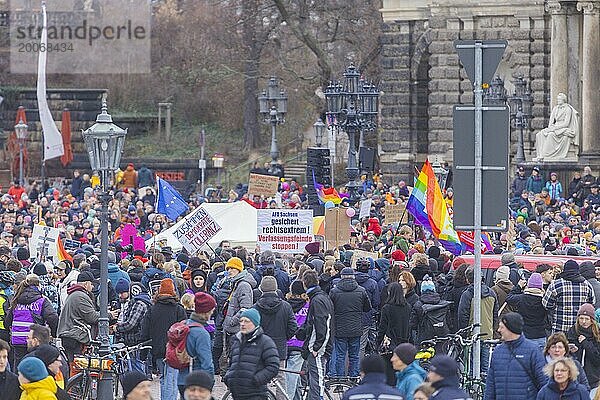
[165,321,203,369]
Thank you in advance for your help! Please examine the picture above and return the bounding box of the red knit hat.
[194,292,216,314]
[391,249,406,262]
[158,278,176,297]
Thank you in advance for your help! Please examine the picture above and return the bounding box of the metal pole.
[473,41,483,380]
[97,189,113,399]
[19,141,23,186]
[270,108,278,166]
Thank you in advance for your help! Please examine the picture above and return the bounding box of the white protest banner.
[359,199,372,219]
[248,173,280,198]
[351,249,379,268]
[172,207,222,254]
[29,224,60,260]
[257,209,314,253]
[385,203,409,225]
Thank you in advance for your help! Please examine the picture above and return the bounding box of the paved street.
[149,374,228,400]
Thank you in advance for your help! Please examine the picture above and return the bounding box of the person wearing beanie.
[121,370,151,400]
[566,303,600,389]
[158,278,177,298]
[190,269,207,293]
[391,249,406,262]
[427,355,469,399]
[340,354,404,400]
[542,259,596,333]
[6,273,59,370]
[505,272,548,348]
[113,274,152,348]
[107,250,130,289]
[485,312,547,400]
[492,265,514,324]
[501,252,521,286]
[175,291,215,397]
[17,356,58,399]
[115,278,130,295]
[184,370,215,400]
[390,343,425,400]
[0,339,21,400]
[253,274,296,399]
[410,275,451,344]
[329,263,371,378]
[580,261,600,308]
[223,255,257,337]
[223,306,279,400]
[256,252,291,297]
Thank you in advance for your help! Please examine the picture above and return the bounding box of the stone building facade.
[378,0,600,183]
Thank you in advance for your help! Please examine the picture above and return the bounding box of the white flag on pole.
[37,1,64,161]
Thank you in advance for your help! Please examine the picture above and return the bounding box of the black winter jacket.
[224,327,280,399]
[430,375,471,400]
[341,372,403,400]
[141,295,187,359]
[296,286,334,356]
[443,282,468,333]
[0,370,20,400]
[567,324,600,388]
[410,291,451,343]
[506,286,548,339]
[253,292,297,360]
[376,302,411,350]
[329,278,371,337]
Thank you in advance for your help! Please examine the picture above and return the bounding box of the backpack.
[165,321,203,370]
[419,301,451,338]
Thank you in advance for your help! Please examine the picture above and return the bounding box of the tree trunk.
[242,0,263,150]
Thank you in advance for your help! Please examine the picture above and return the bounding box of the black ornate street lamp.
[324,64,379,200]
[258,77,287,176]
[81,94,127,400]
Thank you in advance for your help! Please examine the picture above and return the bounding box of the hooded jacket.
[141,295,186,359]
[19,375,58,400]
[296,286,334,356]
[57,284,99,344]
[223,270,257,334]
[107,263,130,288]
[411,290,451,343]
[253,292,297,360]
[395,361,426,400]
[58,269,79,310]
[506,285,548,339]
[329,278,371,337]
[458,283,498,339]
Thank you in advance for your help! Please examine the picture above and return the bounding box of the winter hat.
[501,312,524,334]
[501,252,515,265]
[121,371,150,398]
[16,247,30,261]
[241,308,261,327]
[185,370,214,391]
[158,278,177,297]
[495,266,510,282]
[290,280,305,296]
[578,303,595,319]
[226,257,244,272]
[18,357,48,382]
[32,344,60,367]
[114,278,130,294]
[32,263,47,276]
[194,292,216,314]
[191,269,207,284]
[305,242,320,255]
[420,275,435,293]
[563,260,580,273]
[429,355,459,378]
[360,354,386,374]
[260,276,278,293]
[340,267,355,277]
[527,273,543,289]
[536,264,552,274]
[427,246,441,259]
[579,262,596,280]
[77,271,95,283]
[391,249,406,262]
[393,343,417,365]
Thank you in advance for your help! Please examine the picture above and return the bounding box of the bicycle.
[220,369,357,400]
[66,339,152,400]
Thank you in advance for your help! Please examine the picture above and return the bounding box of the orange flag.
[60,109,73,167]
[57,237,73,261]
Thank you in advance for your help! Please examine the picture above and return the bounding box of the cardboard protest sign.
[172,207,222,254]
[29,224,60,260]
[324,208,351,249]
[257,209,313,253]
[351,249,379,268]
[359,199,372,219]
[385,203,409,225]
[248,173,280,198]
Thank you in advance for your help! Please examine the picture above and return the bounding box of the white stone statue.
[534,93,579,161]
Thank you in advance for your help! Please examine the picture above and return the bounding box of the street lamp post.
[14,119,28,186]
[324,64,379,200]
[81,95,127,400]
[259,77,287,176]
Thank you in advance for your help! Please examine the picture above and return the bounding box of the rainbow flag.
[406,160,462,255]
[312,170,342,204]
[457,231,493,253]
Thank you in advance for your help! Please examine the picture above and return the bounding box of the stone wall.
[379,0,551,183]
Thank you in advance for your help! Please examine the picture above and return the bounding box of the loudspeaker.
[359,147,376,172]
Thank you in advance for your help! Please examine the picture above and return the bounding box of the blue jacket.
[177,318,214,385]
[430,375,471,400]
[395,361,426,400]
[535,379,590,400]
[107,263,130,287]
[342,372,403,400]
[484,335,547,400]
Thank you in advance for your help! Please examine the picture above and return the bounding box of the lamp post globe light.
[259,76,287,176]
[81,94,127,400]
[14,118,28,186]
[313,118,325,147]
[324,63,379,200]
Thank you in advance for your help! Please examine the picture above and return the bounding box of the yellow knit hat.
[226,257,244,272]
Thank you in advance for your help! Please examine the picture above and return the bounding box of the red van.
[451,254,599,287]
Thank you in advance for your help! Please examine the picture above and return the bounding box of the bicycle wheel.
[66,373,90,400]
[220,390,234,400]
[465,380,485,400]
[325,380,355,400]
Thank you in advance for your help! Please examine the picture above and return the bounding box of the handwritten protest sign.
[29,224,60,260]
[257,209,313,253]
[385,203,409,225]
[324,208,351,249]
[172,207,222,254]
[248,173,280,198]
[351,249,379,268]
[359,199,372,219]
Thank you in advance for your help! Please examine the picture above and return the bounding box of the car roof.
[452,254,599,271]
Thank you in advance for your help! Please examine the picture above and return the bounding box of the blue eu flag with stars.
[156,177,189,221]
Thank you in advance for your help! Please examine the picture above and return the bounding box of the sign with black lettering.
[257,209,313,253]
[172,207,222,254]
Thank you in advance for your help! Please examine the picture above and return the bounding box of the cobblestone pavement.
[149,375,228,399]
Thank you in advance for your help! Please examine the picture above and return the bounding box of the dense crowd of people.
[0,164,599,400]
